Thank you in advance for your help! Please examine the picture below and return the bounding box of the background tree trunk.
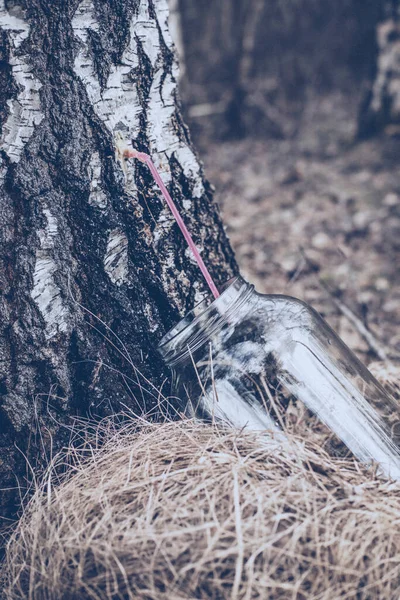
[358,1,400,137]
[0,0,237,539]
[178,0,381,140]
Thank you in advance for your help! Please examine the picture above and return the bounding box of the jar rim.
[158,275,251,364]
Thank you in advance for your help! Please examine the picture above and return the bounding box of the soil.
[200,92,400,364]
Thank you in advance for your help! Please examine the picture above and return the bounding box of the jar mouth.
[158,275,253,366]
[158,276,238,349]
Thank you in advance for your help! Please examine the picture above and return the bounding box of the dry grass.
[3,364,400,599]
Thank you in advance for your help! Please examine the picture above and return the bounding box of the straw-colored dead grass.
[3,395,400,600]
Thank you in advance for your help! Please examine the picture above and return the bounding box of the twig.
[326,292,388,361]
[301,249,389,361]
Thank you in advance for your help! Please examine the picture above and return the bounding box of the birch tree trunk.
[358,1,400,137]
[0,0,237,537]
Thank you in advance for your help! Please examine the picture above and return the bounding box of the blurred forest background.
[171,0,400,364]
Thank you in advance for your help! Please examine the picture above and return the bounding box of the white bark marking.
[167,0,185,76]
[142,301,160,333]
[104,229,129,286]
[0,2,43,168]
[72,0,141,198]
[143,0,203,196]
[31,209,70,338]
[72,0,140,133]
[152,208,172,246]
[88,152,107,208]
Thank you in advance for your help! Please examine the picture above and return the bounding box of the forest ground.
[198,91,400,365]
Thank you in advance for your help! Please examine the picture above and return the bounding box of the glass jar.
[159,276,400,480]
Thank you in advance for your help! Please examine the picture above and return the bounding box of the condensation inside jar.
[159,276,400,480]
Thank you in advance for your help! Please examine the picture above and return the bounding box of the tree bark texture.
[358,1,400,137]
[0,0,237,535]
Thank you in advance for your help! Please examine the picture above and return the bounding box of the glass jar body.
[159,277,400,479]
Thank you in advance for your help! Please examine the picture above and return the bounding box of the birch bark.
[0,0,237,536]
[358,2,400,137]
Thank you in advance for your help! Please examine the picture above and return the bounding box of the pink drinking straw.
[124,149,220,300]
